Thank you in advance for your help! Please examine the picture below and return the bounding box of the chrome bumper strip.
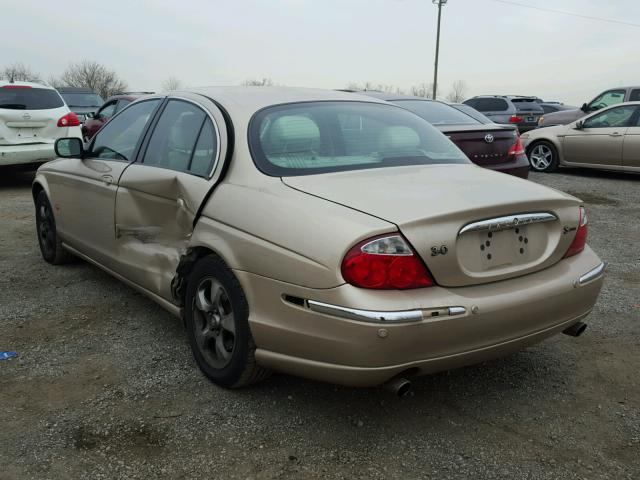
[578,262,605,286]
[306,300,466,324]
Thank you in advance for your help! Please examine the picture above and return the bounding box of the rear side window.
[541,105,558,113]
[393,100,480,125]
[629,89,640,102]
[90,99,160,161]
[250,101,469,176]
[0,87,64,110]
[464,98,508,112]
[142,99,217,176]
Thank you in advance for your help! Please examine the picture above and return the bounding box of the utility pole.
[432,0,447,100]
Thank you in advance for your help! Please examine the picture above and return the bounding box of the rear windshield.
[249,101,469,176]
[60,92,104,108]
[392,100,480,125]
[464,98,508,112]
[511,98,543,112]
[0,87,65,110]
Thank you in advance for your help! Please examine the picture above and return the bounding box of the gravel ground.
[1,167,638,480]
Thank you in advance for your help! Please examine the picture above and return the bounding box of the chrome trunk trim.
[459,212,557,235]
[578,262,605,286]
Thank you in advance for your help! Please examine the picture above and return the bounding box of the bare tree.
[243,77,274,86]
[410,82,440,99]
[162,77,183,91]
[0,63,42,83]
[52,60,128,99]
[446,80,467,103]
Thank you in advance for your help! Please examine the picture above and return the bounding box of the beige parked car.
[522,101,640,173]
[33,87,604,394]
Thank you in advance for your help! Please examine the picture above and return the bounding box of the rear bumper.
[0,143,56,166]
[481,154,530,178]
[237,246,604,386]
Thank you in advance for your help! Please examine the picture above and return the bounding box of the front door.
[113,95,229,301]
[622,110,640,169]
[47,99,162,268]
[562,105,637,167]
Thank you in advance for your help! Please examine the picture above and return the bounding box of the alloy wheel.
[529,144,554,171]
[37,203,55,258]
[192,278,236,369]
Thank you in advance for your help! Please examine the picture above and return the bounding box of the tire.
[35,191,74,265]
[528,141,559,172]
[184,254,270,388]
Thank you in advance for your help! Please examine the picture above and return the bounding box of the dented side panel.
[191,177,393,289]
[113,164,213,300]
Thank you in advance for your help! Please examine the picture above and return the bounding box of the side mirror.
[580,103,588,112]
[574,121,584,130]
[55,137,84,158]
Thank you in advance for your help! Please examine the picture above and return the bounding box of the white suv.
[0,81,82,167]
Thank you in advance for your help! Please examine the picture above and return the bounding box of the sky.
[2,0,640,105]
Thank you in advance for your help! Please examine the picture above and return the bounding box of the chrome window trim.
[459,212,557,235]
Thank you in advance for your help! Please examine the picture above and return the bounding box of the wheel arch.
[31,174,52,202]
[171,244,236,310]
[526,137,563,164]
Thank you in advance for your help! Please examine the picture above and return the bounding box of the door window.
[115,99,131,113]
[629,89,640,102]
[582,105,637,129]
[587,90,625,111]
[97,101,117,119]
[89,99,160,161]
[142,100,214,174]
[190,119,218,176]
[541,105,558,114]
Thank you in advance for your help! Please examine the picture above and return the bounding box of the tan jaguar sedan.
[33,87,604,394]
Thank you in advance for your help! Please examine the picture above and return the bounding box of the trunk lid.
[283,164,581,287]
[439,124,518,166]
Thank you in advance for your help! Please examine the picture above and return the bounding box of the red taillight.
[2,84,32,89]
[57,112,80,127]
[509,115,523,123]
[341,234,435,289]
[564,207,588,258]
[508,135,525,156]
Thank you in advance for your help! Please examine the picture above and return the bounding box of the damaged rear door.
[114,95,229,300]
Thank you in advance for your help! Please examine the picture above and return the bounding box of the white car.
[0,81,82,167]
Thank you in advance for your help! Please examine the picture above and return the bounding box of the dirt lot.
[1,167,638,480]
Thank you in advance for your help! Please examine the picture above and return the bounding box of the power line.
[489,0,640,28]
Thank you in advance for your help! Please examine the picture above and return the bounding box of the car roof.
[105,94,143,102]
[56,87,98,93]
[0,81,54,89]
[169,86,388,117]
[352,90,436,102]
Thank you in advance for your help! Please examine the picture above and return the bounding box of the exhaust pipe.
[563,322,587,337]
[383,377,412,397]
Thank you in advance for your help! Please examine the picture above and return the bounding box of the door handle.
[609,132,623,137]
[101,174,114,185]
